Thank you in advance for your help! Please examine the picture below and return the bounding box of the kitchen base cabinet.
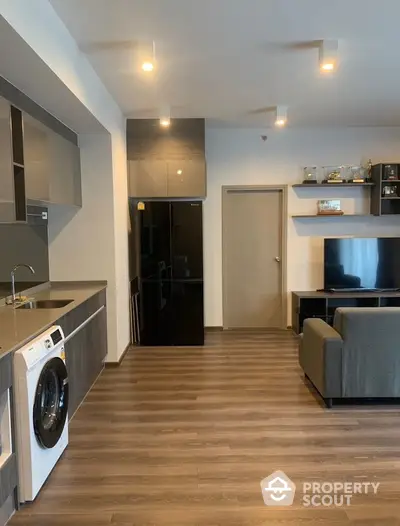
[0,353,18,524]
[64,305,107,419]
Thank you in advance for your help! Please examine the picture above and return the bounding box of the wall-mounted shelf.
[292,214,371,218]
[292,183,374,188]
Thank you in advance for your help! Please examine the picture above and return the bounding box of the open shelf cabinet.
[292,183,374,188]
[371,164,400,215]
[292,290,400,334]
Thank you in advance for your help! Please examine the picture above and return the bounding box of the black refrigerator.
[129,200,204,346]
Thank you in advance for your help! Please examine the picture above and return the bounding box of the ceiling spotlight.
[140,41,156,73]
[319,40,338,73]
[160,106,171,128]
[177,169,183,175]
[275,106,287,127]
[142,61,154,72]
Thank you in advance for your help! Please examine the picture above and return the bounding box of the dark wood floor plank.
[9,330,399,525]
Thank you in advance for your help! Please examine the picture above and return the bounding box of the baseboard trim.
[105,343,131,367]
[205,326,223,332]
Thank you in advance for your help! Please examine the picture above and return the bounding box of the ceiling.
[49,0,400,127]
[0,17,105,134]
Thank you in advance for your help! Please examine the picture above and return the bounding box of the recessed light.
[142,61,154,72]
[274,106,287,127]
[177,169,183,175]
[160,106,171,128]
[319,40,338,73]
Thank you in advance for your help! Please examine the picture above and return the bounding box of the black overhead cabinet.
[130,200,204,346]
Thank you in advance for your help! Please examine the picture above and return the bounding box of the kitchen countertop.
[0,281,107,359]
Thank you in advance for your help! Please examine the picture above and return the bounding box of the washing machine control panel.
[44,339,52,350]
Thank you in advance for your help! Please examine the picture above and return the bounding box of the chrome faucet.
[10,264,35,304]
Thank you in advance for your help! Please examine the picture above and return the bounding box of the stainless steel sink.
[16,299,73,310]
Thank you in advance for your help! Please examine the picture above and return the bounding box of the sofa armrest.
[299,318,343,398]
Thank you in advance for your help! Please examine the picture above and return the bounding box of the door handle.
[275,256,281,262]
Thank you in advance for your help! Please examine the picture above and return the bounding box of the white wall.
[204,126,400,327]
[1,0,130,361]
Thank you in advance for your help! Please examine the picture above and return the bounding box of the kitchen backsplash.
[0,223,49,300]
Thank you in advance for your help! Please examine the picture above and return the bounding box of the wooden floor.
[10,330,400,525]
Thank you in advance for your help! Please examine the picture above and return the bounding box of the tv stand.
[292,290,400,334]
[320,287,380,293]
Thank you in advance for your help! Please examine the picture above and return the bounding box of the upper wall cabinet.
[127,118,206,198]
[128,160,168,197]
[47,130,82,207]
[23,113,82,207]
[167,159,206,198]
[0,76,82,218]
[23,113,51,203]
[0,97,15,222]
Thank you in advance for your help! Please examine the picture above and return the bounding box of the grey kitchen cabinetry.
[128,160,168,198]
[60,294,107,418]
[0,353,18,523]
[0,97,15,222]
[23,113,82,208]
[23,113,51,204]
[128,159,206,198]
[49,133,81,207]
[167,159,206,197]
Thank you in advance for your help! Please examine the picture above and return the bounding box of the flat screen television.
[324,237,400,290]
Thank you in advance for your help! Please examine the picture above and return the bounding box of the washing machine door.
[33,356,69,449]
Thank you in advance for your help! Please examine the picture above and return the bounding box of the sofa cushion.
[335,308,400,397]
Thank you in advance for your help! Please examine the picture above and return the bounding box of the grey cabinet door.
[23,113,51,203]
[0,98,15,221]
[23,113,82,207]
[64,328,85,418]
[167,159,206,197]
[49,133,82,207]
[128,160,168,197]
[64,307,107,419]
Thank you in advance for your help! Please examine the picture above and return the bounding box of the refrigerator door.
[171,201,203,280]
[139,201,171,280]
[140,278,173,346]
[170,280,204,346]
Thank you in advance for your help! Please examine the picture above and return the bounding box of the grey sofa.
[299,307,400,407]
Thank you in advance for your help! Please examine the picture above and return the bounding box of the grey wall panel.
[0,224,49,299]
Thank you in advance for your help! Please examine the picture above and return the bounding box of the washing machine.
[14,325,69,502]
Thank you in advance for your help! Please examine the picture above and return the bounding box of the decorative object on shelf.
[302,166,318,184]
[367,159,373,180]
[317,199,343,215]
[322,165,344,183]
[349,165,367,183]
[383,164,398,180]
[382,185,397,197]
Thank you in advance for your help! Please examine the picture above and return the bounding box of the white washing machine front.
[14,325,69,502]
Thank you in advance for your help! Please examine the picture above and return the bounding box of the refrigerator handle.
[134,293,140,344]
[131,292,140,345]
